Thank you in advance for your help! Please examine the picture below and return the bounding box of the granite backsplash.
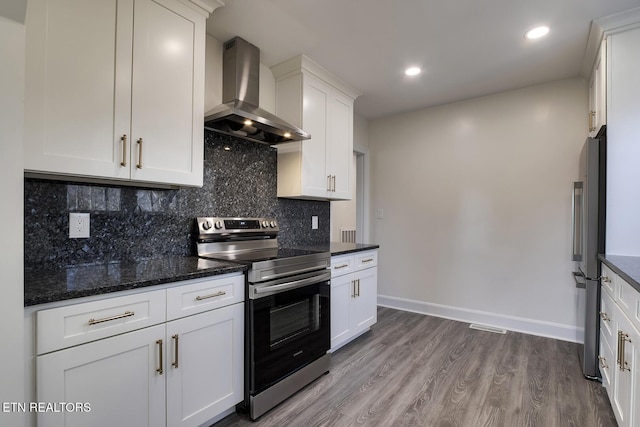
[24,130,330,271]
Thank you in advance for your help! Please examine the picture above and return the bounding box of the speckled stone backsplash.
[24,131,330,270]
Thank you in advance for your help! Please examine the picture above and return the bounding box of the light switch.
[376,209,384,219]
[312,216,319,230]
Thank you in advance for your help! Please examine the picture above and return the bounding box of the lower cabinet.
[166,304,244,427]
[35,273,244,427]
[599,263,640,427]
[330,250,378,352]
[37,324,166,427]
[611,307,639,427]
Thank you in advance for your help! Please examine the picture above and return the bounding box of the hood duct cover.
[204,37,310,145]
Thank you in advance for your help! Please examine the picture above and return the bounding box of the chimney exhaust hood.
[204,37,310,145]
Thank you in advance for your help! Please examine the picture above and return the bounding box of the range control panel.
[197,217,279,236]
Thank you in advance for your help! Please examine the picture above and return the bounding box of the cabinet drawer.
[166,273,244,321]
[600,264,616,299]
[617,277,640,331]
[600,290,616,349]
[331,255,354,277]
[354,251,377,271]
[37,289,166,355]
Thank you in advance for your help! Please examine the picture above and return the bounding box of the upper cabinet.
[24,0,221,187]
[271,56,361,200]
[588,39,607,137]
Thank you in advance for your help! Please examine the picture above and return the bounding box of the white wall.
[370,78,587,341]
[0,15,25,426]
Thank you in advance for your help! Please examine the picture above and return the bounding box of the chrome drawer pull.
[156,339,163,375]
[172,334,179,369]
[334,264,349,270]
[88,311,134,325]
[599,311,610,322]
[361,258,374,263]
[195,290,226,301]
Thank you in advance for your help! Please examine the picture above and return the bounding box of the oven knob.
[214,221,223,229]
[270,221,277,228]
[262,220,269,228]
[202,220,212,230]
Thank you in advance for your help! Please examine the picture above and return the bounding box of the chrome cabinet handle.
[334,264,349,270]
[619,331,631,372]
[332,175,336,192]
[156,339,164,375]
[195,290,226,301]
[172,334,179,369]
[327,175,331,191]
[601,275,611,283]
[351,280,356,298]
[88,311,134,326]
[598,355,608,370]
[120,134,127,167]
[362,258,374,263]
[357,279,360,297]
[599,311,610,322]
[137,138,143,169]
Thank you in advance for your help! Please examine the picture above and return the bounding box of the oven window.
[270,295,319,348]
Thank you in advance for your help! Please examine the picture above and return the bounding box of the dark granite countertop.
[24,256,247,307]
[598,254,640,294]
[302,242,380,256]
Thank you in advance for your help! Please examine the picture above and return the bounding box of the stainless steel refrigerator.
[572,125,606,379]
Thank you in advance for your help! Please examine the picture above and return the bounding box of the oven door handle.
[252,271,331,297]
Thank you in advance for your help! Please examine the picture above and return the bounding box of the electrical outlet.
[69,213,90,238]
[312,216,318,230]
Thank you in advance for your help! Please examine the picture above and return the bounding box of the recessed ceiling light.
[405,67,421,76]
[243,119,253,126]
[525,26,550,40]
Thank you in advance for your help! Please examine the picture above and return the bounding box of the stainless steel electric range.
[196,217,331,420]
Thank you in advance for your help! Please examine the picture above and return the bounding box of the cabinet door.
[166,303,244,427]
[301,74,330,198]
[352,268,378,335]
[330,273,354,351]
[327,91,353,200]
[599,329,614,397]
[37,324,165,427]
[24,0,133,179]
[129,0,204,186]
[612,308,639,427]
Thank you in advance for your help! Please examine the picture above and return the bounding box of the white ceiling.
[206,0,640,120]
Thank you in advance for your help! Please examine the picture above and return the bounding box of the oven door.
[249,275,330,394]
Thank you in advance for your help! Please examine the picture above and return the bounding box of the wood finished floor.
[213,307,617,427]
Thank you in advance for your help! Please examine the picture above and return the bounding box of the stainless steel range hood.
[204,37,310,145]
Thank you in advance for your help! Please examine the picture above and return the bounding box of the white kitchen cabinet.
[35,273,244,427]
[272,55,361,200]
[37,324,166,427]
[330,250,378,352]
[24,0,218,187]
[166,303,243,427]
[599,286,615,396]
[588,39,607,137]
[599,263,640,427]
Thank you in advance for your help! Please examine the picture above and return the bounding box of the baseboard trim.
[377,294,582,343]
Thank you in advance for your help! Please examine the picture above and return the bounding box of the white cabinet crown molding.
[581,6,640,77]
[271,54,362,101]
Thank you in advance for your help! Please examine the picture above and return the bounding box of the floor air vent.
[469,324,507,334]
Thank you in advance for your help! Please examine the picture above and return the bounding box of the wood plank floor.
[213,307,617,427]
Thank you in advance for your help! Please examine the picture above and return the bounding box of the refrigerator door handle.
[572,271,587,289]
[572,182,584,262]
